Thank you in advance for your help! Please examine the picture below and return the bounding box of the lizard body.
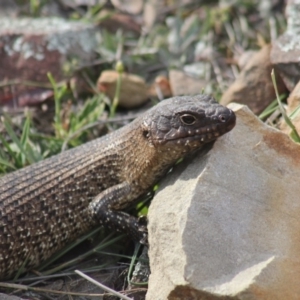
[0,94,236,279]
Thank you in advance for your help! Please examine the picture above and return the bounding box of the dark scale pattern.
[0,94,236,279]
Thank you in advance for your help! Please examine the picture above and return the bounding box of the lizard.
[0,94,236,280]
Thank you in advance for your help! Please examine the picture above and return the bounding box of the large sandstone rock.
[146,103,300,300]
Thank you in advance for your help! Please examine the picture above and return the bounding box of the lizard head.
[141,94,236,154]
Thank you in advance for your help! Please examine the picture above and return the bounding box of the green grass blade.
[0,156,16,170]
[42,234,124,275]
[20,116,30,145]
[0,133,20,166]
[289,104,300,119]
[47,72,62,128]
[271,69,300,142]
[20,116,40,162]
[38,227,103,271]
[4,118,36,164]
[259,99,279,119]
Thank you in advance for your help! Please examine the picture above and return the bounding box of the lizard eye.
[180,114,196,125]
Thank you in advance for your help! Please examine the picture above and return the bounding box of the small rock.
[270,0,300,91]
[148,75,172,99]
[220,45,287,115]
[169,70,208,96]
[147,103,300,300]
[97,70,149,108]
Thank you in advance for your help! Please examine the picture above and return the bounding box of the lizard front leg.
[88,182,146,243]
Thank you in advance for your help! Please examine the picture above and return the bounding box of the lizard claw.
[139,232,148,246]
[137,215,147,227]
[137,216,148,245]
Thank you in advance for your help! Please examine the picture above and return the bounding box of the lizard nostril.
[219,114,227,122]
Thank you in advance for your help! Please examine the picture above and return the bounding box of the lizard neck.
[117,121,187,192]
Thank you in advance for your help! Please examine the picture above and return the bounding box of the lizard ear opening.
[143,129,150,139]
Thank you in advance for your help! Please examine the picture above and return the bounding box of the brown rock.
[148,75,172,99]
[270,0,300,91]
[220,45,287,115]
[169,70,208,96]
[97,70,149,108]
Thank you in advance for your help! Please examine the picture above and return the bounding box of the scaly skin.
[0,94,236,279]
